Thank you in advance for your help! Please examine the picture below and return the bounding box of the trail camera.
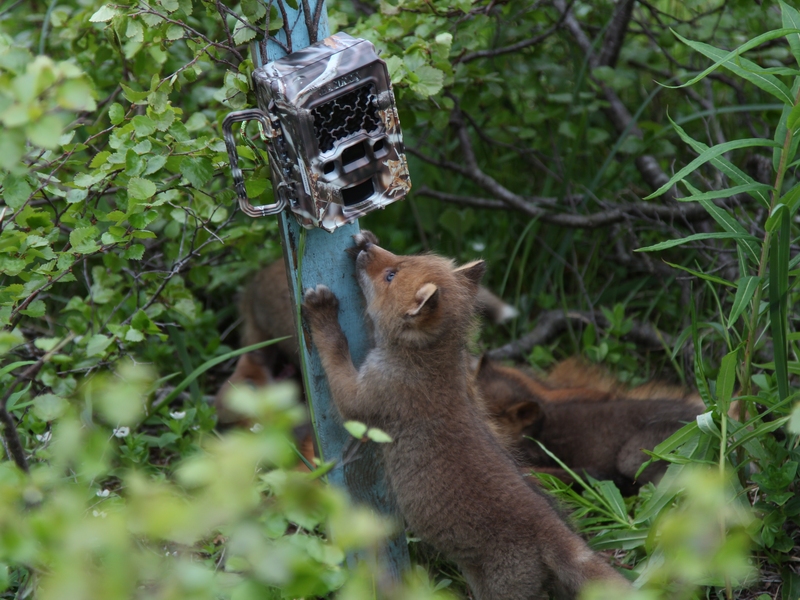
[223,32,411,231]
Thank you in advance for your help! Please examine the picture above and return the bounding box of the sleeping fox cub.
[302,231,629,600]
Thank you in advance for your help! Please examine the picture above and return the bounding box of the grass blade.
[669,117,771,208]
[154,337,290,412]
[644,137,781,200]
[729,276,760,327]
[0,361,36,379]
[637,232,760,253]
[782,0,800,67]
[674,34,795,104]
[676,182,773,203]
[168,325,202,404]
[670,28,799,102]
[664,261,735,288]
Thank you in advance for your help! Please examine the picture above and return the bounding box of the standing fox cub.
[302,232,629,600]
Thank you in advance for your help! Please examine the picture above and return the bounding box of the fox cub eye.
[385,270,396,282]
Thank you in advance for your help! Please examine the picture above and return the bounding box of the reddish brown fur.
[302,232,629,600]
[216,242,518,424]
[477,359,703,492]
[547,357,702,404]
[215,352,274,425]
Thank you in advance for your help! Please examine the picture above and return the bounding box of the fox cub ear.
[475,354,492,377]
[407,282,439,316]
[506,401,542,427]
[453,260,486,291]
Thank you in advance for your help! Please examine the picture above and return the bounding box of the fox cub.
[302,231,629,600]
[216,243,517,420]
[477,358,703,492]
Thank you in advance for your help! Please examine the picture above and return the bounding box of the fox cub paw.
[346,230,380,258]
[302,285,339,329]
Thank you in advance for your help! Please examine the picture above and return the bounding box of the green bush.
[1,0,799,597]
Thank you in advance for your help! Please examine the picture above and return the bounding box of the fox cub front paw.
[302,285,339,330]
[346,230,380,258]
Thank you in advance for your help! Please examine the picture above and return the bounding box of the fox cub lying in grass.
[477,358,703,493]
[302,231,629,600]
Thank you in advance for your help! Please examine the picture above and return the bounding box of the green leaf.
[773,80,800,172]
[589,528,648,551]
[644,137,780,200]
[131,115,156,137]
[636,232,759,253]
[671,29,798,104]
[128,177,157,201]
[344,421,367,439]
[663,261,735,288]
[32,393,68,421]
[0,361,36,379]
[241,0,266,20]
[728,276,759,326]
[788,101,800,132]
[716,350,738,415]
[410,65,444,98]
[108,103,125,125]
[2,174,32,210]
[56,79,97,111]
[593,480,627,521]
[789,402,800,435]
[125,328,145,342]
[126,18,144,42]
[132,309,156,332]
[19,300,45,317]
[124,244,145,260]
[166,25,184,40]
[6,386,32,412]
[86,334,113,357]
[233,19,257,45]
[366,427,393,443]
[727,415,791,454]
[766,204,787,233]
[690,296,713,409]
[770,208,790,401]
[783,182,800,217]
[158,0,179,11]
[668,116,771,208]
[384,56,405,84]
[180,157,214,188]
[677,182,773,203]
[120,83,148,104]
[781,0,800,68]
[155,337,289,409]
[27,114,63,149]
[89,4,118,22]
[695,411,720,438]
[634,465,685,525]
[697,201,760,263]
[89,151,111,168]
[69,226,100,254]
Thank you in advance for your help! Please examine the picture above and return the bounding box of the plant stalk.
[740,88,800,401]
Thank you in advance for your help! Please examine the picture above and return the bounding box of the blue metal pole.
[250,4,410,580]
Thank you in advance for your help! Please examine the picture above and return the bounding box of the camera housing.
[223,33,411,231]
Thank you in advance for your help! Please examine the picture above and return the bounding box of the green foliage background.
[1,0,799,597]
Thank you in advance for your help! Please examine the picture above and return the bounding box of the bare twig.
[411,110,733,229]
[487,309,673,360]
[0,335,76,473]
[457,17,564,63]
[414,185,718,228]
[598,0,635,68]
[553,0,674,198]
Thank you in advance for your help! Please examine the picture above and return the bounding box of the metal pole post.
[249,6,410,581]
